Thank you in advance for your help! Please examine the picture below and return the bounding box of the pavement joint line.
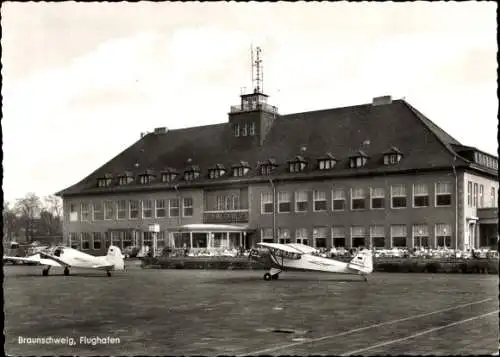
[237,297,493,356]
[340,309,500,356]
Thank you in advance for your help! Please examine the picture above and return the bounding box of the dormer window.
[349,150,368,168]
[184,165,200,181]
[161,168,178,183]
[97,173,113,187]
[139,170,155,185]
[209,164,226,179]
[232,161,250,177]
[317,153,337,170]
[288,155,307,173]
[118,171,134,185]
[383,146,403,165]
[259,159,278,176]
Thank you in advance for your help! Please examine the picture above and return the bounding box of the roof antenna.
[252,46,263,93]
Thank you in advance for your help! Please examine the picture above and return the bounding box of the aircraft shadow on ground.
[204,276,367,284]
[7,273,113,279]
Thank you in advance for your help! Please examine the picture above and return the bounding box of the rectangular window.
[242,124,248,136]
[278,192,292,213]
[261,228,274,243]
[435,224,452,248]
[295,228,309,245]
[313,190,327,211]
[183,198,194,217]
[92,202,104,221]
[169,199,180,217]
[413,184,429,207]
[351,188,366,210]
[92,232,102,250]
[81,232,91,250]
[313,227,328,248]
[390,225,407,248]
[436,182,452,207]
[295,191,308,212]
[473,183,478,207]
[278,228,291,244]
[141,200,153,218]
[412,224,430,248]
[116,200,126,220]
[468,181,473,207]
[479,185,484,208]
[370,188,385,209]
[69,232,80,250]
[261,192,273,214]
[391,184,407,208]
[155,199,166,218]
[232,195,240,210]
[332,226,345,247]
[123,231,133,248]
[492,187,497,207]
[104,200,114,220]
[332,189,345,211]
[234,123,240,137]
[110,231,122,249]
[81,203,90,222]
[129,200,139,219]
[351,226,366,248]
[69,204,78,222]
[249,122,255,136]
[370,225,385,248]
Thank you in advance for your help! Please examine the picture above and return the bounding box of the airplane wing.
[38,251,71,267]
[3,254,63,267]
[286,243,318,254]
[257,242,304,254]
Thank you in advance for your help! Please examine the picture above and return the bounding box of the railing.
[203,210,249,224]
[230,103,277,114]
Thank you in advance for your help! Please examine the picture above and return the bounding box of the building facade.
[57,86,498,255]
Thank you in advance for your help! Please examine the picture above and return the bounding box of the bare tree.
[14,193,42,243]
[3,201,20,242]
[41,195,63,236]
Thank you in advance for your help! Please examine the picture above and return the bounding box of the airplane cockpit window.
[54,247,63,257]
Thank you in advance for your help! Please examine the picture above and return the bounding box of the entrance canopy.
[176,224,251,232]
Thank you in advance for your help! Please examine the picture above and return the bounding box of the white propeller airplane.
[3,245,125,277]
[249,242,373,281]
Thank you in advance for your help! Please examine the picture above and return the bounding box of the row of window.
[260,183,453,214]
[474,152,498,170]
[467,182,497,208]
[69,198,194,222]
[96,149,405,187]
[68,231,164,250]
[261,224,453,248]
[233,122,256,137]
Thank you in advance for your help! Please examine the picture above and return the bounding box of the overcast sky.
[2,2,497,203]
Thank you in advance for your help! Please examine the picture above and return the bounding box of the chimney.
[154,127,167,134]
[372,95,392,106]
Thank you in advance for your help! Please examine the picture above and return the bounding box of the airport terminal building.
[56,86,498,255]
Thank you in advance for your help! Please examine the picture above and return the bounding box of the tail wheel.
[263,273,272,281]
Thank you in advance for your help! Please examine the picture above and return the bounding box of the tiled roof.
[57,99,491,196]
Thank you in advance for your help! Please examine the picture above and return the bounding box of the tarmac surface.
[4,262,499,355]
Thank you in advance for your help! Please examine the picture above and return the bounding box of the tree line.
[3,193,63,244]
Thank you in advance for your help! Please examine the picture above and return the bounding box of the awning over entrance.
[176,224,251,232]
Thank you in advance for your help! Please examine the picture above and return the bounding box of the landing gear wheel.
[64,267,70,276]
[106,271,112,277]
[271,274,279,280]
[263,273,272,281]
[42,268,49,276]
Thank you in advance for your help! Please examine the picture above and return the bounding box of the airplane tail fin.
[107,245,125,271]
[347,248,373,274]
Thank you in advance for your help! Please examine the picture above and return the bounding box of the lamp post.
[267,173,277,243]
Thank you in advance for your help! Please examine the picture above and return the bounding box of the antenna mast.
[251,46,263,93]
